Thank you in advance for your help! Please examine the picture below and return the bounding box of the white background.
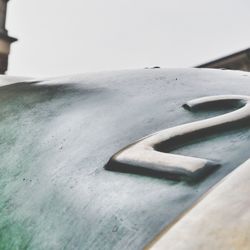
[7,0,250,77]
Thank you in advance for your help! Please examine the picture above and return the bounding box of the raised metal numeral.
[105,95,250,181]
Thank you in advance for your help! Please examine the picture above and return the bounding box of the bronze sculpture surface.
[0,68,250,249]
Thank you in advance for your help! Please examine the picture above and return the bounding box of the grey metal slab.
[0,69,250,250]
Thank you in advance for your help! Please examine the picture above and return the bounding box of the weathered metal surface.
[147,159,250,250]
[0,69,250,249]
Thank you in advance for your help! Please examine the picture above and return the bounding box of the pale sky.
[7,0,250,77]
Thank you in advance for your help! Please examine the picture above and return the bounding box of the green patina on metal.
[0,69,250,249]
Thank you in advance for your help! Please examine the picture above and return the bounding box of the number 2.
[105,95,250,181]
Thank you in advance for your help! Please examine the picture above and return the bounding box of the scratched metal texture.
[0,68,250,250]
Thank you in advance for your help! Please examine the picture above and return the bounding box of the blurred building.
[0,0,17,74]
[197,48,250,72]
